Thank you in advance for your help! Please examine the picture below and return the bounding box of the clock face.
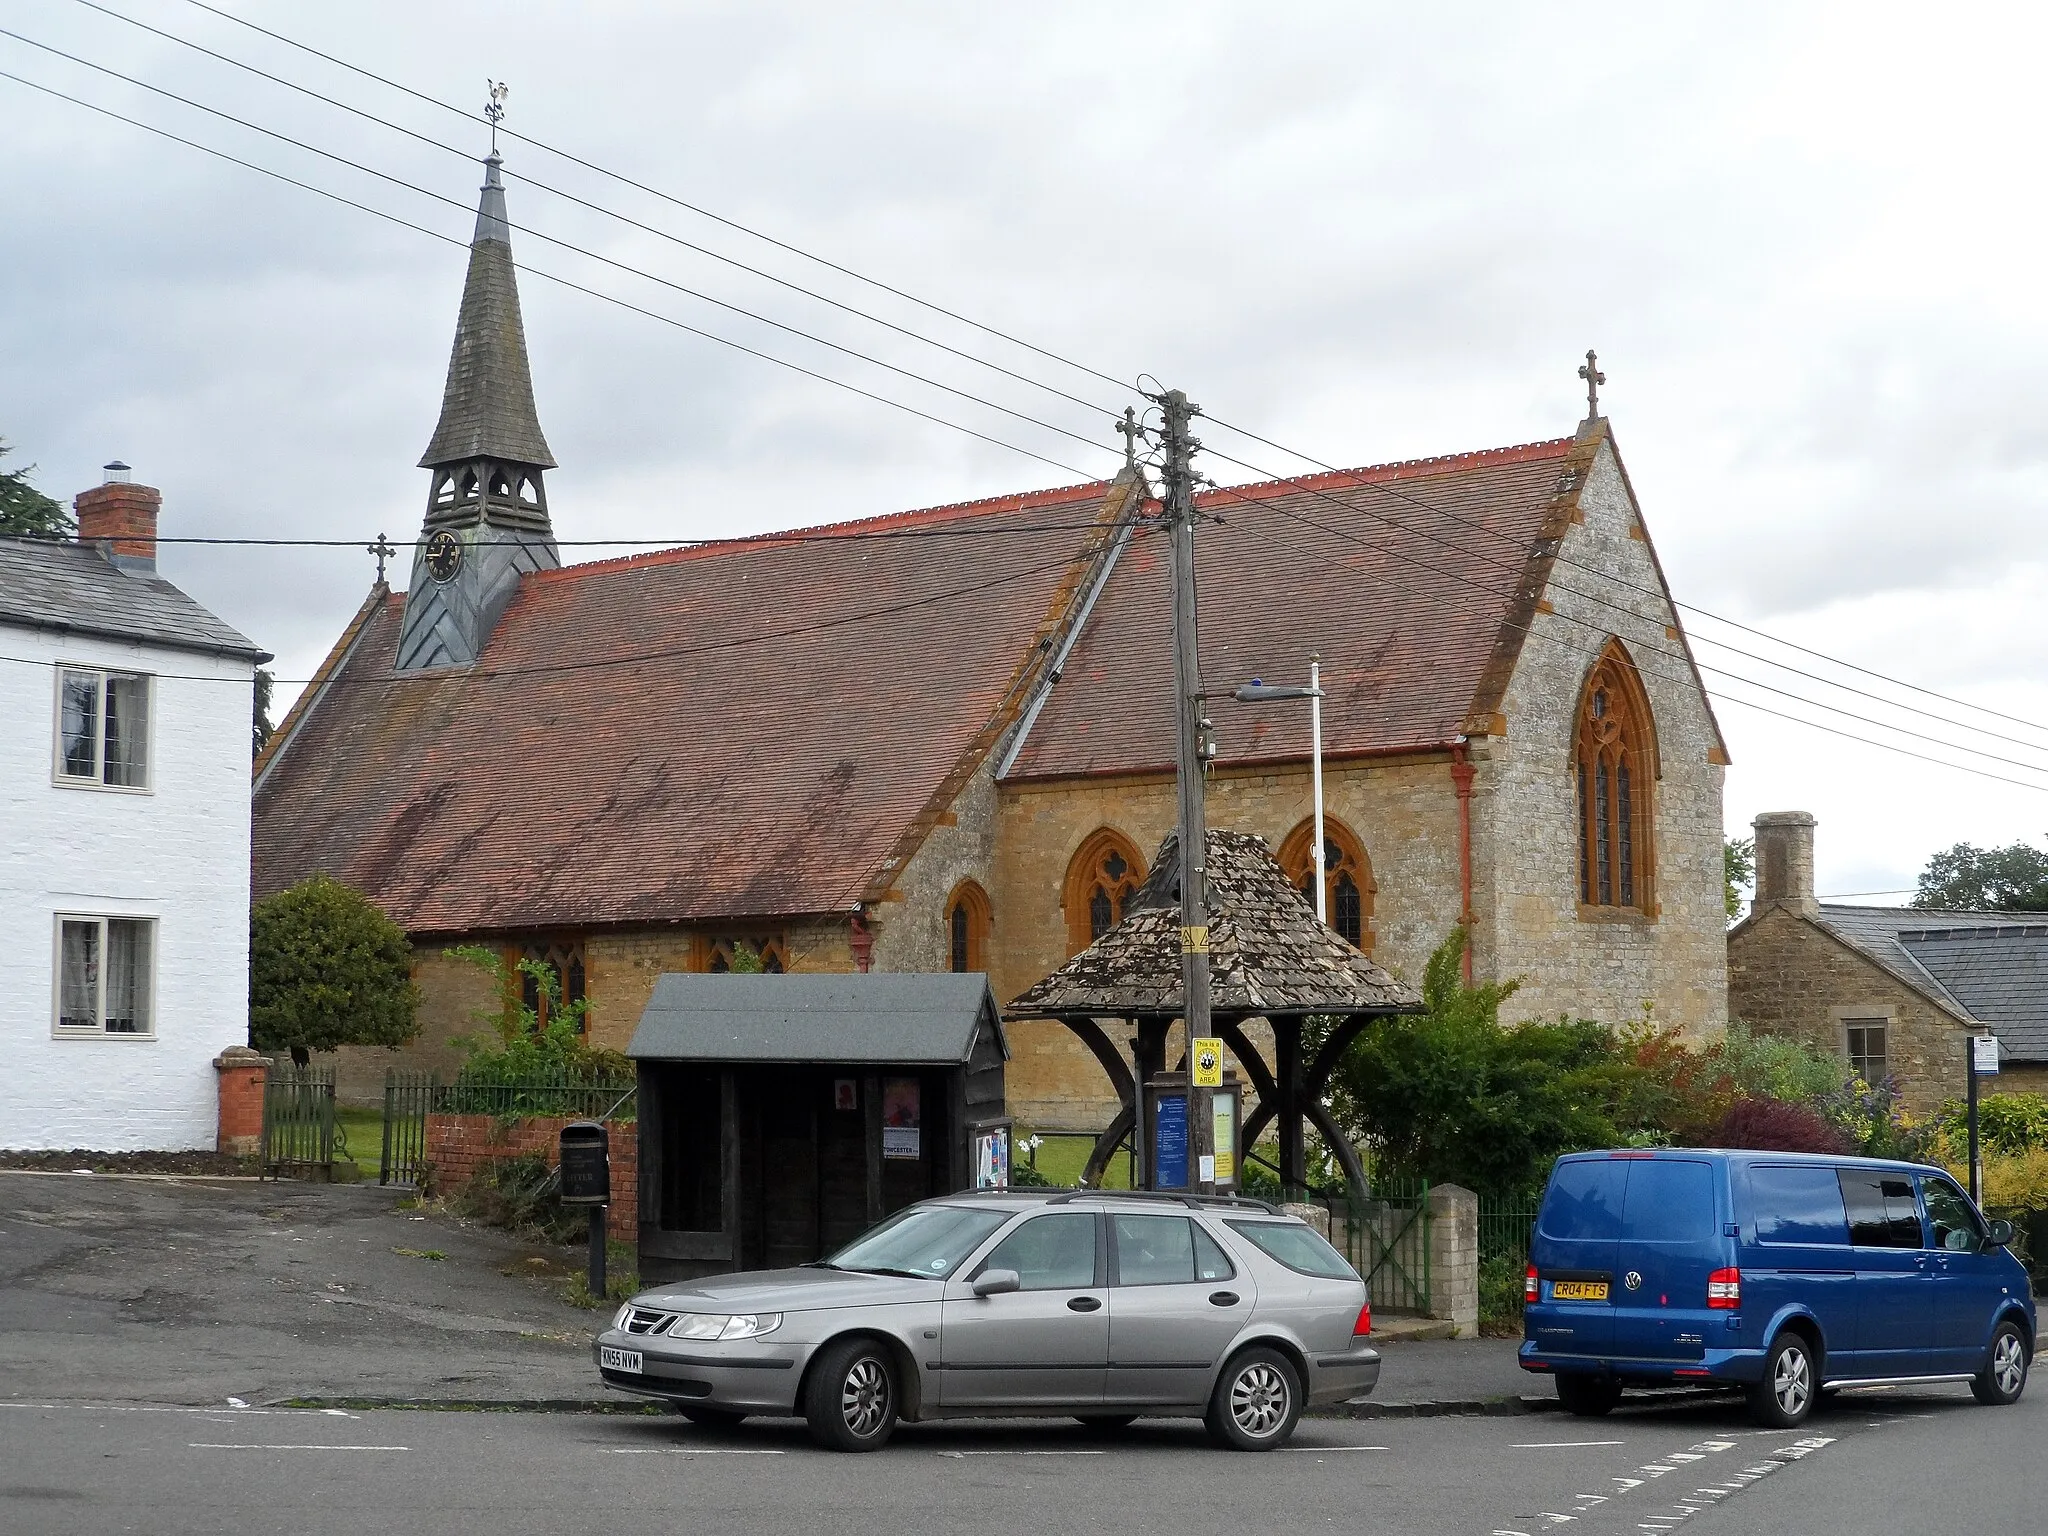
[424,530,463,584]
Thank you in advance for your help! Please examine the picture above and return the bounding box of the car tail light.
[1353,1301,1372,1337]
[1707,1267,1741,1309]
[1524,1264,1539,1304]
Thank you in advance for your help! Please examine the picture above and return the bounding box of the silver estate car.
[593,1191,1379,1451]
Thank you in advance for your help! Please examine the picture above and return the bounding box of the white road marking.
[1285,1445,1390,1453]
[188,1443,409,1451]
[936,1449,1107,1457]
[1511,1440,1624,1449]
[605,1447,787,1455]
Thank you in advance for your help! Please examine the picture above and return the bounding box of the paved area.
[0,1384,2035,1535]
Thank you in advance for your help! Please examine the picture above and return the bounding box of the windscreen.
[825,1205,1014,1279]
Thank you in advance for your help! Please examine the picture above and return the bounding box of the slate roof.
[627,972,1005,1063]
[418,154,555,470]
[1813,904,2048,1063]
[1004,438,1587,779]
[0,536,269,662]
[251,481,1126,931]
[1007,829,1423,1019]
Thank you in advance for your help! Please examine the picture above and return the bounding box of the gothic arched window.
[1063,829,1147,955]
[945,880,992,973]
[1278,818,1376,952]
[1575,640,1658,915]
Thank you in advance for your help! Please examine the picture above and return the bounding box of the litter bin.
[559,1121,611,1298]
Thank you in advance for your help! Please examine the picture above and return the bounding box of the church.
[251,149,1731,1128]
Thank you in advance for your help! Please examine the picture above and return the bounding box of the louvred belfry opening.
[1575,639,1657,915]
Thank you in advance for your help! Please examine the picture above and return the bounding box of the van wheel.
[1972,1320,2030,1406]
[1747,1332,1816,1428]
[803,1337,898,1452]
[1555,1374,1621,1417]
[1204,1347,1302,1450]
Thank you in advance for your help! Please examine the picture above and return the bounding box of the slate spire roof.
[1007,830,1423,1019]
[418,152,556,471]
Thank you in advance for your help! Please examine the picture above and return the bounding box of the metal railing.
[430,1078,638,1121]
[262,1063,345,1178]
[1327,1180,1433,1313]
[381,1068,433,1186]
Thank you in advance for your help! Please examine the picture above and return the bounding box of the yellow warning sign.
[1192,1037,1224,1088]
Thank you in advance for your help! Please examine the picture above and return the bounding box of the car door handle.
[1067,1296,1102,1312]
[1209,1291,1241,1307]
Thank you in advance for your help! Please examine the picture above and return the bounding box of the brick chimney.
[1753,811,1819,916]
[75,461,161,574]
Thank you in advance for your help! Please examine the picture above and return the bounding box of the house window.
[514,938,587,1030]
[1278,817,1376,952]
[705,937,786,973]
[1063,829,1147,954]
[56,667,152,789]
[54,915,155,1037]
[1574,641,1657,915]
[946,881,992,973]
[1845,1019,1889,1086]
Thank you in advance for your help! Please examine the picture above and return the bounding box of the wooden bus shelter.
[1008,830,1422,1199]
[627,973,1007,1283]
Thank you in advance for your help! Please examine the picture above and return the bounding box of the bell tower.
[396,124,559,671]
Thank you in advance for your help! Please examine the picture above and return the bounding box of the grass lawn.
[334,1107,386,1179]
[1019,1131,1132,1190]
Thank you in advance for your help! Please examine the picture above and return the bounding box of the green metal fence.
[1477,1196,1541,1331]
[1326,1180,1433,1314]
[262,1063,346,1178]
[381,1069,433,1187]
[430,1079,638,1120]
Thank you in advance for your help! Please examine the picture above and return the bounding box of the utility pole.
[1158,386,1215,1196]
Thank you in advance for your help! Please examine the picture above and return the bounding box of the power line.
[1,26,1122,468]
[0,65,1104,485]
[68,0,1133,425]
[170,0,1139,401]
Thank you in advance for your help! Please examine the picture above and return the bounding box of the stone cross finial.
[485,80,509,154]
[1115,406,1142,471]
[1578,349,1606,420]
[368,532,396,584]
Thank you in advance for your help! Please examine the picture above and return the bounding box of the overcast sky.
[8,1,2048,906]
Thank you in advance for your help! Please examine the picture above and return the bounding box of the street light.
[1233,655,1327,923]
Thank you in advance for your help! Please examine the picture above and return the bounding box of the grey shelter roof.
[0,537,269,662]
[629,973,1008,1065]
[1813,904,2048,1063]
[1008,829,1423,1019]
[418,155,556,471]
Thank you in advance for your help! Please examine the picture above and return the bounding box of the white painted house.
[0,467,269,1150]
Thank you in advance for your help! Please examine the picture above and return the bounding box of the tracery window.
[1278,817,1375,952]
[508,938,586,1033]
[945,881,993,973]
[1063,829,1147,955]
[705,937,787,973]
[1575,640,1657,916]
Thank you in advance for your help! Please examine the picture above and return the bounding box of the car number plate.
[1550,1280,1609,1302]
[600,1346,643,1373]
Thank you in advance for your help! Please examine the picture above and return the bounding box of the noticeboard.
[1973,1035,2002,1075]
[1154,1090,1189,1190]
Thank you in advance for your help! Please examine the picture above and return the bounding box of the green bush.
[447,946,632,1088]
[250,874,419,1066]
[1478,1251,1526,1338]
[1936,1093,2048,1157]
[451,1150,584,1243]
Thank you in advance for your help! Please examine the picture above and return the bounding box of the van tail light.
[1524,1264,1539,1304]
[1353,1301,1372,1337]
[1707,1267,1742,1309]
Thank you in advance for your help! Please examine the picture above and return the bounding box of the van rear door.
[1529,1157,1625,1357]
[1609,1157,1721,1362]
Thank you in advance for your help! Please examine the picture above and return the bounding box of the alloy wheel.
[841,1356,890,1438]
[1230,1361,1291,1439]
[1773,1344,1811,1417]
[1993,1332,2026,1396]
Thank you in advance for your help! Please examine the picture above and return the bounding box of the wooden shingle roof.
[1008,830,1422,1019]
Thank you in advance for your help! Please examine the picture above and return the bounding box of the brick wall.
[425,1112,638,1243]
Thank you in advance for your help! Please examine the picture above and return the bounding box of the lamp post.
[1234,655,1327,922]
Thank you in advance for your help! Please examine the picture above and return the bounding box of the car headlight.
[611,1303,634,1331]
[718,1313,782,1341]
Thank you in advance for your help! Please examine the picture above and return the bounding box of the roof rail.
[1045,1189,1281,1215]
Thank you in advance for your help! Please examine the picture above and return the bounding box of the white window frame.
[51,913,159,1040]
[52,663,155,793]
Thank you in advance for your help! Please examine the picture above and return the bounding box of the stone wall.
[425,1111,638,1243]
[1477,437,1728,1039]
[1728,904,1970,1116]
[329,946,500,1106]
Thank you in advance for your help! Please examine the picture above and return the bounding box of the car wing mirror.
[972,1268,1021,1298]
[1986,1218,2015,1248]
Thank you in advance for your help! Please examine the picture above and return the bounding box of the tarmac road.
[0,1385,2036,1536]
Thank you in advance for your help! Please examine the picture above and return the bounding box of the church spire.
[397,106,561,673]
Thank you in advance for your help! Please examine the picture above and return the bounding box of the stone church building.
[253,151,1731,1127]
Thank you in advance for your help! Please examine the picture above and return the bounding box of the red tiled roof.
[1001,438,1578,779]
[252,482,1118,932]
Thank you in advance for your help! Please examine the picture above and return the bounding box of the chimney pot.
[75,473,162,575]
[1753,811,1819,916]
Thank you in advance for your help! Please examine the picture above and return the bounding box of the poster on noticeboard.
[883,1077,922,1159]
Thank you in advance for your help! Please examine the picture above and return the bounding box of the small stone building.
[1728,812,2048,1112]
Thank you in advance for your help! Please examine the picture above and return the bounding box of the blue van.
[1520,1149,2035,1427]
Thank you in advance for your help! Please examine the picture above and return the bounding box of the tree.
[1724,836,1755,921]
[0,439,71,537]
[250,874,420,1066]
[1913,839,2048,911]
[252,668,276,758]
